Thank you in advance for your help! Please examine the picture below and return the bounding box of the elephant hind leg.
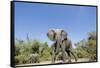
[61,43,66,63]
[67,51,71,63]
[70,50,77,62]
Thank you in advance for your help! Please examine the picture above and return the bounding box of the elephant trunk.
[55,35,62,54]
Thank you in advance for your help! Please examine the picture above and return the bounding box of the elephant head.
[47,29,67,41]
[47,29,67,53]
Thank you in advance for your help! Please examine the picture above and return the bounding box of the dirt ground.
[16,58,94,67]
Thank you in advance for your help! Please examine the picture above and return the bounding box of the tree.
[87,32,97,60]
[75,32,97,61]
[40,42,51,61]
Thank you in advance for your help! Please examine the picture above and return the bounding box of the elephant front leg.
[61,42,66,63]
[51,45,56,64]
[52,50,56,63]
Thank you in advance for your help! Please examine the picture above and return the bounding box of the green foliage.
[15,32,97,65]
[39,42,51,61]
[15,37,51,65]
[75,32,97,61]
[32,40,41,54]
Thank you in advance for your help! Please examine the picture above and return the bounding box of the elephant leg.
[61,41,66,63]
[51,51,56,63]
[51,44,56,63]
[55,40,60,54]
[67,51,71,63]
[70,50,77,62]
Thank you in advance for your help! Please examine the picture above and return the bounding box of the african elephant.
[47,29,77,63]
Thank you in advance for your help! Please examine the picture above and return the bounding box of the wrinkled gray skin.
[47,29,77,63]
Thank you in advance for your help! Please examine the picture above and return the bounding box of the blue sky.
[15,2,96,47]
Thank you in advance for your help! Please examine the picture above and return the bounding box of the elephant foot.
[61,61,66,63]
[68,60,71,63]
[75,58,78,62]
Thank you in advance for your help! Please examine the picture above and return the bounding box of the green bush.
[15,32,97,64]
[74,32,97,61]
[15,38,51,65]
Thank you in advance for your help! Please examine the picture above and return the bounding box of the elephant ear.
[47,29,56,41]
[61,30,67,40]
